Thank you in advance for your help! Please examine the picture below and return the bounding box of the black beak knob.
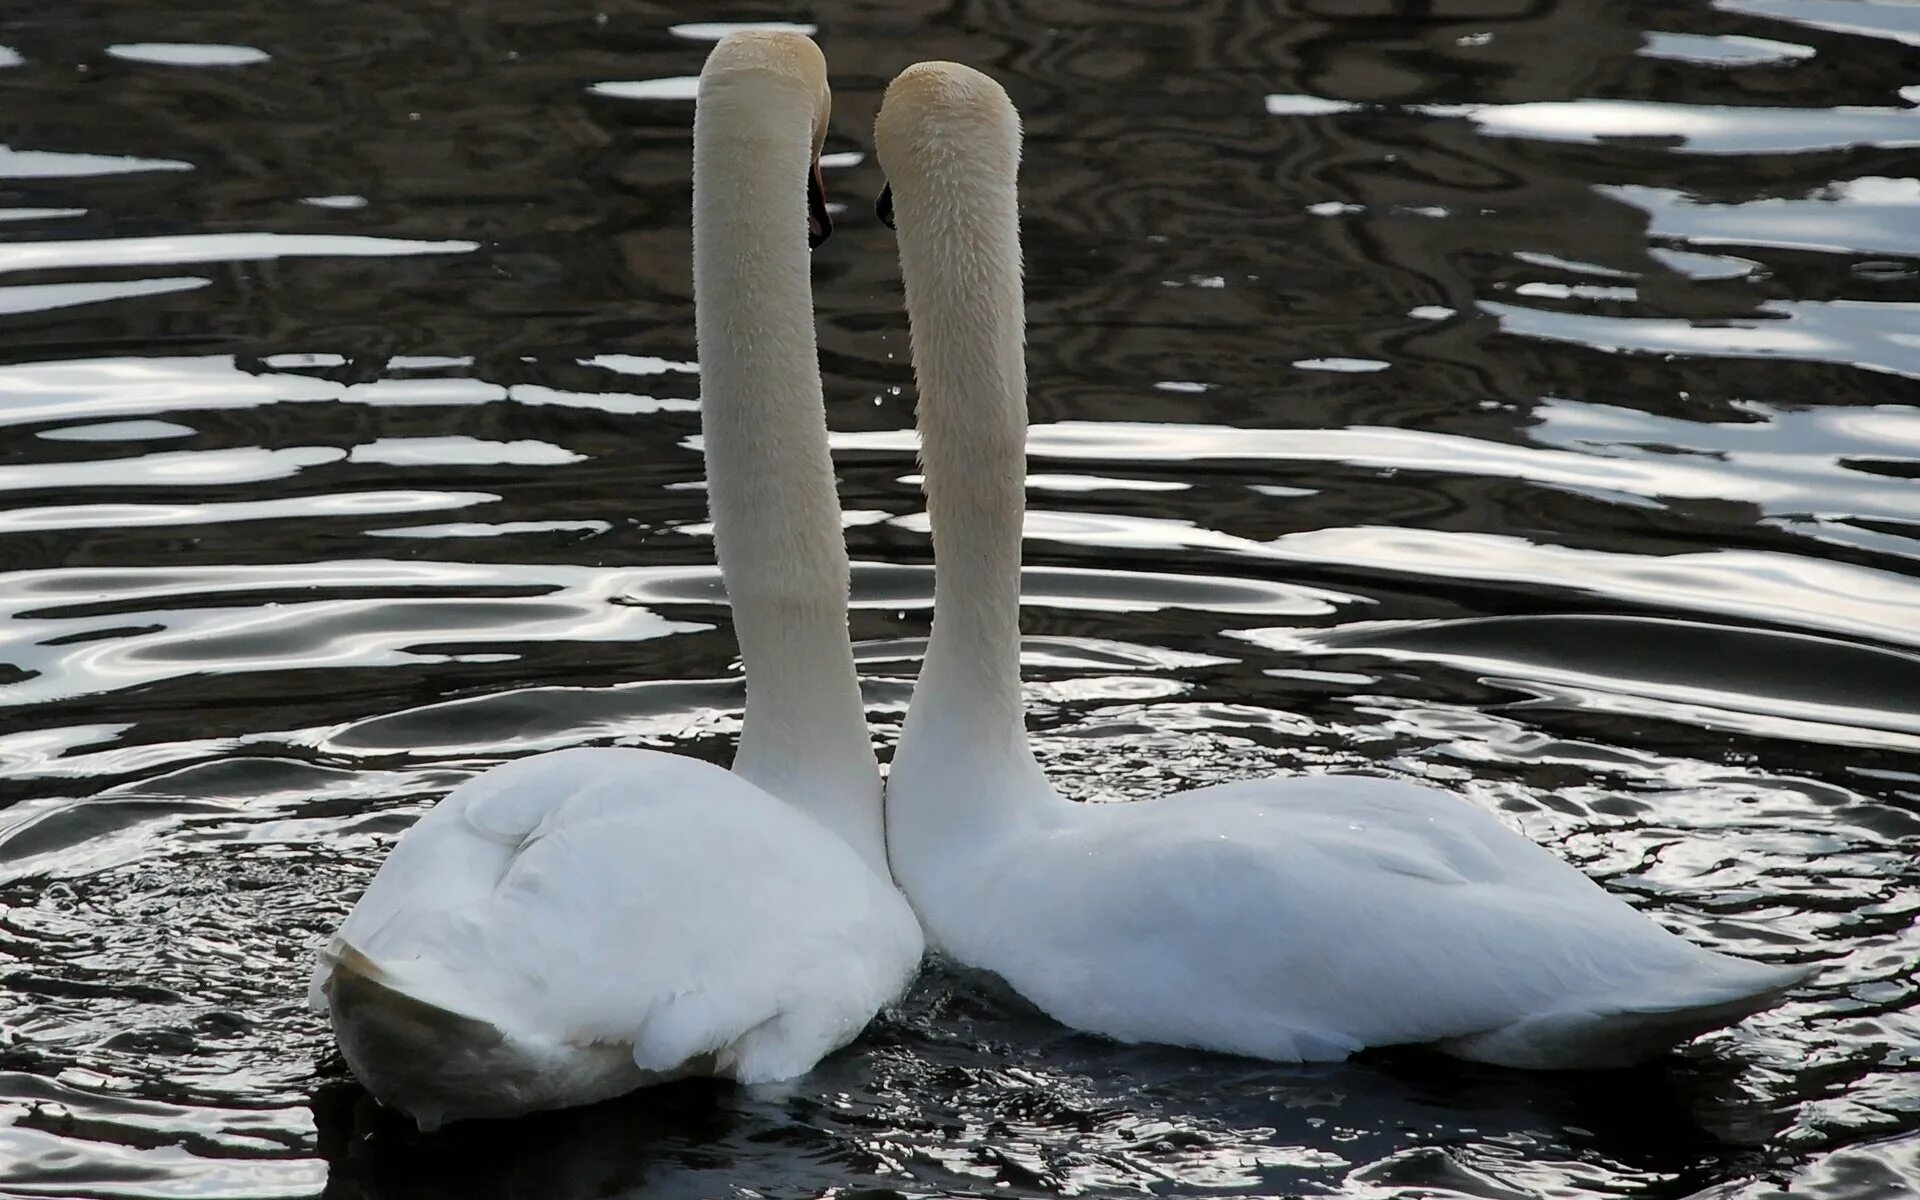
[807,163,833,249]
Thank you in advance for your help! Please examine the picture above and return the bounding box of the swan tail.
[320,940,506,1129]
[1440,960,1814,1070]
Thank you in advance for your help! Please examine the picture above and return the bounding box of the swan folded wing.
[1167,774,1612,897]
[323,749,916,1076]
[310,748,664,1013]
[971,786,1802,1063]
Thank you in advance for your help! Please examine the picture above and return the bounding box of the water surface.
[0,1,1915,1197]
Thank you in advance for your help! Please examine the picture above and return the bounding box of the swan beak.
[808,160,833,249]
[876,182,895,231]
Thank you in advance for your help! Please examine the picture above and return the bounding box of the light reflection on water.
[0,0,1915,1197]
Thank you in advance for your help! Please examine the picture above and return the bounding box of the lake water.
[0,1,1916,1197]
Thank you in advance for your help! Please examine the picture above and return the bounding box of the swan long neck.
[692,67,884,870]
[887,99,1036,776]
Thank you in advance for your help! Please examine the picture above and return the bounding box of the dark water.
[0,1,1916,1196]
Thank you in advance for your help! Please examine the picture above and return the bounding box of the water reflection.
[0,0,1913,1196]
[1481,297,1920,380]
[1638,32,1815,66]
[0,146,192,177]
[1612,176,1920,258]
[0,233,477,275]
[1719,0,1920,47]
[1429,98,1920,153]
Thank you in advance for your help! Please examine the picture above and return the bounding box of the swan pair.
[313,34,1811,1128]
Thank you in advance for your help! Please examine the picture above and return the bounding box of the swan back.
[694,33,884,867]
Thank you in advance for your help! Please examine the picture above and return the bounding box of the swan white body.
[311,33,923,1129]
[875,62,1810,1070]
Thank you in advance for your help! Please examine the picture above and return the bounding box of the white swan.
[310,32,922,1129]
[873,61,1811,1070]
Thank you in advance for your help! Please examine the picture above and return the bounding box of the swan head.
[699,31,835,246]
[873,62,1021,232]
